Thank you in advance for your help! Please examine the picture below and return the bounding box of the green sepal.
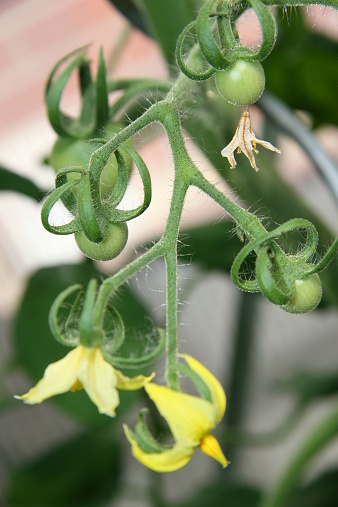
[45,47,90,138]
[55,166,83,215]
[41,179,80,235]
[48,284,83,347]
[255,245,293,305]
[101,304,126,356]
[176,21,215,81]
[217,8,238,56]
[78,279,101,348]
[77,173,105,243]
[231,218,320,294]
[196,1,231,70]
[174,362,212,402]
[46,47,110,139]
[247,0,277,61]
[307,237,338,276]
[105,149,129,208]
[87,136,119,212]
[108,145,152,222]
[95,48,109,129]
[103,328,165,369]
[133,409,168,453]
[79,59,93,96]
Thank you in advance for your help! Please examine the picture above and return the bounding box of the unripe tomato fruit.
[75,222,128,261]
[281,274,323,314]
[50,124,132,201]
[215,60,265,106]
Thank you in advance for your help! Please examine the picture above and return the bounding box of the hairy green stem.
[189,169,267,238]
[265,0,338,7]
[92,242,164,330]
[163,178,189,389]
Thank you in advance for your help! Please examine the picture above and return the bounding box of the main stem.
[163,178,189,389]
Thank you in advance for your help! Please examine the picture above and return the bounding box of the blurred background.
[0,1,337,506]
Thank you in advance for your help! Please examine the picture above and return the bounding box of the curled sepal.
[128,409,168,454]
[54,166,85,214]
[86,140,129,210]
[107,145,152,223]
[231,218,320,293]
[41,178,80,235]
[255,245,293,305]
[46,46,109,139]
[307,237,338,276]
[78,279,102,348]
[49,284,83,346]
[77,173,106,243]
[196,1,231,70]
[172,362,212,403]
[176,21,216,81]
[46,47,90,137]
[104,149,129,208]
[103,328,165,369]
[247,0,277,61]
[95,48,109,129]
[101,304,125,355]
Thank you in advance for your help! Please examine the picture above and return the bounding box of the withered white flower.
[221,111,281,172]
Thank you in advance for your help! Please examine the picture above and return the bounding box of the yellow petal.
[124,424,193,473]
[14,346,85,403]
[145,383,215,447]
[115,370,155,390]
[180,354,226,424]
[199,433,229,468]
[76,348,119,417]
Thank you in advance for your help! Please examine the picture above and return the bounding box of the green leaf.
[174,480,261,507]
[106,0,150,35]
[138,0,203,66]
[264,10,338,127]
[287,468,338,507]
[14,262,151,425]
[6,430,122,507]
[0,166,44,201]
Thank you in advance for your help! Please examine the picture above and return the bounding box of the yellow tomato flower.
[15,345,154,417]
[221,110,281,171]
[124,354,229,472]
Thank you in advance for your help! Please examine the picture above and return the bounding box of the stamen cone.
[199,433,229,468]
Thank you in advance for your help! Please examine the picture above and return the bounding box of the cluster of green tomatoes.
[49,124,131,261]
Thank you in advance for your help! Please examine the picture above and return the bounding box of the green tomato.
[75,222,128,261]
[50,124,132,201]
[215,60,265,106]
[281,274,323,314]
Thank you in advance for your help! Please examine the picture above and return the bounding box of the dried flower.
[221,111,281,171]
